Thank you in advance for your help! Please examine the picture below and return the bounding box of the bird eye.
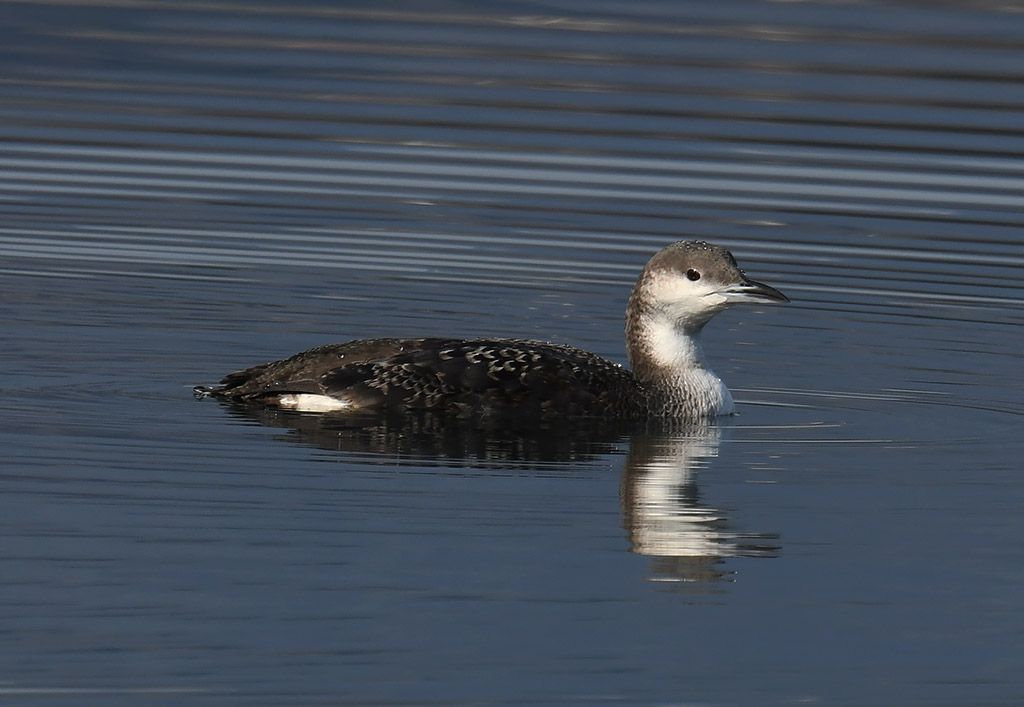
[686,268,701,281]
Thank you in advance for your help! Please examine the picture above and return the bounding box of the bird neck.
[625,292,734,417]
[626,306,708,383]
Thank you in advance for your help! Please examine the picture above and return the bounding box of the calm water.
[2,1,1023,704]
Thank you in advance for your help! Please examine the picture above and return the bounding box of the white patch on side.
[277,393,352,412]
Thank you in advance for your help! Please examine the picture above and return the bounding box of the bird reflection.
[218,403,778,584]
[222,404,631,464]
[622,425,779,587]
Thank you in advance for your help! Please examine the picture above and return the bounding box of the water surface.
[1,1,1023,704]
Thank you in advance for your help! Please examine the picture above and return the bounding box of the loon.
[195,241,788,418]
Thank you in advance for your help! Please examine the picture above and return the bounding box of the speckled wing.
[203,338,445,401]
[319,338,641,417]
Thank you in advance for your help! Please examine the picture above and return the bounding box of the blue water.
[1,1,1022,704]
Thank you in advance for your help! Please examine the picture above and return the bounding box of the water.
[2,1,1023,704]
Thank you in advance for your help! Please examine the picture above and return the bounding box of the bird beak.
[719,276,790,304]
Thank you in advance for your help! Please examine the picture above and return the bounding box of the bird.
[194,240,788,419]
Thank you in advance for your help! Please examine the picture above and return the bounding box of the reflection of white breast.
[631,475,728,558]
[623,427,779,573]
[627,431,729,558]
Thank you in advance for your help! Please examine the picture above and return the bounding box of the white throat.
[645,312,706,371]
[638,313,735,417]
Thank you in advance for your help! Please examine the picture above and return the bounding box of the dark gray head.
[628,240,788,334]
[624,241,789,384]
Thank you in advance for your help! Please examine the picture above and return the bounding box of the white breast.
[641,312,735,417]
